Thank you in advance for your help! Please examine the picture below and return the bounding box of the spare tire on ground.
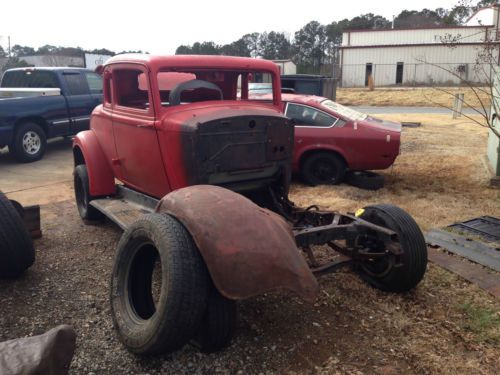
[0,191,35,278]
[345,171,384,190]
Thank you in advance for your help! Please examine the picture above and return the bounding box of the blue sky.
[1,0,459,54]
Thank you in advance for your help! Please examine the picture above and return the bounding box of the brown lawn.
[337,87,491,109]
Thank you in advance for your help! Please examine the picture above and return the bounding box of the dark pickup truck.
[0,67,102,162]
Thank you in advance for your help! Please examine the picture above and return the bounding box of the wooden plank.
[22,205,41,239]
[425,229,500,272]
[428,248,500,298]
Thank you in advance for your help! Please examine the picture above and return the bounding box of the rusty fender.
[156,185,318,302]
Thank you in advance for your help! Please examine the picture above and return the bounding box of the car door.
[62,70,99,134]
[110,64,170,198]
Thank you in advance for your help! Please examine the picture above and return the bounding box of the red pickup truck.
[72,54,427,357]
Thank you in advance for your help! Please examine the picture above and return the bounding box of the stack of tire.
[0,192,35,278]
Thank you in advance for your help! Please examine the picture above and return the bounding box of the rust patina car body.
[74,55,305,298]
[156,185,319,301]
[74,54,427,356]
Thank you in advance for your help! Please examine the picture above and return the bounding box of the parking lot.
[0,138,74,206]
[0,113,499,374]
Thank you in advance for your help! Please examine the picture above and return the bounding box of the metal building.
[272,59,297,75]
[339,5,500,87]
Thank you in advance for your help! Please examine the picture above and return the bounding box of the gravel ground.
[0,199,499,374]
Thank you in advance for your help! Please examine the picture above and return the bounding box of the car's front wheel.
[355,204,428,292]
[11,122,47,163]
[74,164,104,221]
[301,152,346,186]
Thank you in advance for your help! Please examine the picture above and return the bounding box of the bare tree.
[418,31,500,139]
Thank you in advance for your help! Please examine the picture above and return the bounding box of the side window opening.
[64,72,90,95]
[114,69,150,110]
[85,72,103,94]
[285,103,337,127]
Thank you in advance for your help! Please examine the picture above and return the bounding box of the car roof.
[105,54,280,73]
[253,92,327,105]
[5,67,92,72]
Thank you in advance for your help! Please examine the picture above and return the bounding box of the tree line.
[174,0,497,73]
[0,45,143,59]
[1,0,496,73]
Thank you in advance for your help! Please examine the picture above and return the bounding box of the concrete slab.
[0,138,74,206]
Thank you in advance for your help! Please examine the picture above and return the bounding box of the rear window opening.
[1,70,59,88]
[154,69,275,107]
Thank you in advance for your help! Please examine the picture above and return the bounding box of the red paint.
[73,130,116,196]
[74,55,284,198]
[256,93,401,172]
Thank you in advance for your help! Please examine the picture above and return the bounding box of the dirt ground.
[290,114,499,232]
[0,114,499,374]
[337,87,491,109]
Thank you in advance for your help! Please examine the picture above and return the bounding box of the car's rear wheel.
[11,122,47,163]
[193,282,237,353]
[74,164,104,221]
[110,213,209,355]
[301,152,346,186]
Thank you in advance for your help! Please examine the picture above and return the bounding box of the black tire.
[74,164,104,221]
[0,192,35,278]
[345,171,384,190]
[356,204,427,292]
[110,213,209,355]
[11,122,47,163]
[193,283,237,353]
[301,152,346,186]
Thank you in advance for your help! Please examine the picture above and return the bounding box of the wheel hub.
[22,131,41,155]
[312,159,336,182]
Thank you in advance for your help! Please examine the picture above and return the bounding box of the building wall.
[342,26,491,47]
[467,6,498,27]
[341,44,496,87]
[20,55,85,67]
[273,60,297,75]
[488,66,500,175]
[84,53,112,70]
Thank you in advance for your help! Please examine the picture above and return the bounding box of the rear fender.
[156,185,318,302]
[72,131,115,197]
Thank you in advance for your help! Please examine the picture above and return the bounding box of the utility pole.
[8,36,11,57]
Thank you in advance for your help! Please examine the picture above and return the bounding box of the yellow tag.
[355,208,365,217]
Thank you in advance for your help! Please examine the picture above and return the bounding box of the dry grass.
[337,87,491,108]
[289,113,500,374]
[289,114,499,231]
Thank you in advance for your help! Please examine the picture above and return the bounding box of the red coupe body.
[73,55,293,199]
[256,93,401,175]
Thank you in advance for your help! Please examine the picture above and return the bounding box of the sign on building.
[84,53,112,70]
